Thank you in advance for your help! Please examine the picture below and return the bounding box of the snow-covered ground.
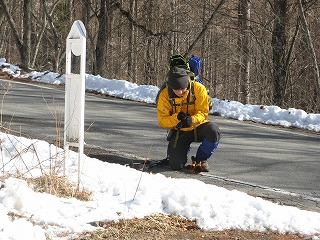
[0,58,320,240]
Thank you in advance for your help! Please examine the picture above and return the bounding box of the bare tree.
[272,0,288,107]
[94,0,107,75]
[237,0,251,104]
[0,0,31,68]
[42,1,65,72]
[169,0,176,54]
[0,1,320,112]
[184,0,226,57]
[145,0,153,85]
[22,0,31,68]
[297,0,320,109]
[127,0,137,82]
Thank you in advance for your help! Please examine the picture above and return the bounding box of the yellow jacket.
[157,81,209,131]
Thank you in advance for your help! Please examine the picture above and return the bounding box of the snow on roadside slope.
[0,132,320,240]
[212,98,320,132]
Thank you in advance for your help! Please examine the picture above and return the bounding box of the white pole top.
[67,20,86,56]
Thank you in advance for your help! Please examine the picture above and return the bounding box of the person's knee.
[205,122,221,142]
[168,153,187,170]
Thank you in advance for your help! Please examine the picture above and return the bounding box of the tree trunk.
[297,0,320,109]
[42,0,62,72]
[0,0,23,65]
[22,0,31,68]
[169,0,177,54]
[272,0,287,107]
[237,0,251,104]
[31,3,47,68]
[128,0,136,81]
[95,0,107,75]
[145,0,153,85]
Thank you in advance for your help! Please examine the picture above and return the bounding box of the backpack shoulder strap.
[155,81,168,107]
[189,75,196,103]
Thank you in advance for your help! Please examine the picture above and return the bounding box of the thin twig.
[133,144,152,201]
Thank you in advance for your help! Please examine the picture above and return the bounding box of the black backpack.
[168,54,190,70]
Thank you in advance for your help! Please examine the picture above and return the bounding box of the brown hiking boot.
[193,158,209,173]
[194,162,202,173]
[186,160,196,170]
[187,157,210,173]
[200,161,209,172]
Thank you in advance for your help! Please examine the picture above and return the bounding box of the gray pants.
[167,122,221,170]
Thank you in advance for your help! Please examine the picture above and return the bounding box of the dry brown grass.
[27,174,92,201]
[73,214,307,240]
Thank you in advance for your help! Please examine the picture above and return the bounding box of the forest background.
[1,0,320,113]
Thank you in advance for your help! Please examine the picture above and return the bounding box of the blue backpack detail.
[189,55,201,76]
[189,55,204,85]
[188,55,213,110]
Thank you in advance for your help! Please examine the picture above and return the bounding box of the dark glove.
[176,112,192,128]
[180,115,192,128]
[177,111,187,121]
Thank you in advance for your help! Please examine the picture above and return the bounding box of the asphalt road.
[1,79,320,211]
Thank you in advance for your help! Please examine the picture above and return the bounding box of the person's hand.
[180,115,192,127]
[176,112,192,128]
[177,111,187,121]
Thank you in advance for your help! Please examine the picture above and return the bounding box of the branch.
[297,0,320,89]
[184,0,227,57]
[114,1,171,37]
[0,0,23,53]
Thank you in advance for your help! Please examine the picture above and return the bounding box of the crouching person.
[157,66,221,172]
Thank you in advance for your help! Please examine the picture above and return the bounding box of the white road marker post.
[64,20,86,187]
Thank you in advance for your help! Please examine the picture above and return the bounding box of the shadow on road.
[84,146,171,174]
